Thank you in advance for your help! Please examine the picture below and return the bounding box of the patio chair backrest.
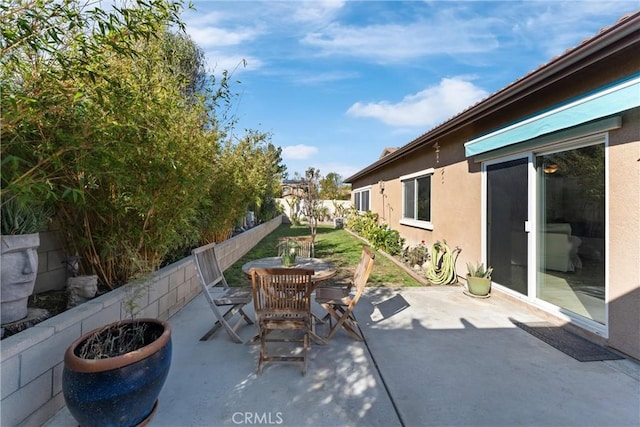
[250,267,314,375]
[192,241,229,290]
[251,268,314,319]
[192,242,253,343]
[277,236,313,258]
[350,246,376,304]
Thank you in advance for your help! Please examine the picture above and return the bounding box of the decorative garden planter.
[66,275,98,308]
[466,276,491,297]
[1,233,40,324]
[62,318,172,427]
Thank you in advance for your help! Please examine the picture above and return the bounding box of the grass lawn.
[224,224,425,287]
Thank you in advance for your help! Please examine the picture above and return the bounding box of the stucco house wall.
[606,109,640,359]
[365,137,484,267]
[346,13,640,360]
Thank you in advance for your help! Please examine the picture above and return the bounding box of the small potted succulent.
[465,261,493,297]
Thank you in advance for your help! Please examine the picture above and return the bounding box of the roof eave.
[344,12,640,183]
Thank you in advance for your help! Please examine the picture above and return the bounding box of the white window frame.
[400,168,434,230]
[353,186,371,212]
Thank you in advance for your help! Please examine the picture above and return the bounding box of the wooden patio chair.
[277,236,313,258]
[315,246,375,341]
[192,242,253,343]
[250,267,314,375]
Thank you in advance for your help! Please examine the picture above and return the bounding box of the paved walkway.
[46,286,640,427]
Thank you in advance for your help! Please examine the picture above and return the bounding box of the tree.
[300,167,321,256]
[319,172,342,200]
[1,0,186,206]
[200,131,285,243]
[161,31,207,100]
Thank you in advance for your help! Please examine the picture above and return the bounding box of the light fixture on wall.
[433,142,440,164]
[544,163,559,174]
[378,180,385,194]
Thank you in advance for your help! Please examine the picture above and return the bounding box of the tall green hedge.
[1,0,285,287]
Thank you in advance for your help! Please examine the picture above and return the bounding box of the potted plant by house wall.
[62,285,172,427]
[465,262,493,297]
[0,196,51,324]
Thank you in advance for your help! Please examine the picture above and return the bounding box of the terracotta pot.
[62,318,172,427]
[1,233,40,324]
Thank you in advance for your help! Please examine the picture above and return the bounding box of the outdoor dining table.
[242,256,337,344]
[242,256,337,283]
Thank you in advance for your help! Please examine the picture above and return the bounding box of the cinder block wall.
[34,230,67,293]
[0,216,282,427]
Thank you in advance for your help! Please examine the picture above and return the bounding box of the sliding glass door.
[536,142,606,324]
[486,158,529,295]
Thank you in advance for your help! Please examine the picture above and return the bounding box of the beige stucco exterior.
[358,133,485,268]
[347,14,640,360]
[606,109,640,359]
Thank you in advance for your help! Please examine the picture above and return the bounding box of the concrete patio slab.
[357,287,640,427]
[44,286,640,427]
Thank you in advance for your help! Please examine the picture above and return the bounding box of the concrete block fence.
[34,229,68,294]
[0,216,282,427]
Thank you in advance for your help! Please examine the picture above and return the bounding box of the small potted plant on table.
[465,261,493,297]
[278,239,300,267]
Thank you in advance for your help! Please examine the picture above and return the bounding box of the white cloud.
[183,9,262,48]
[188,26,260,48]
[346,77,489,128]
[182,2,344,79]
[508,1,638,57]
[293,70,359,85]
[291,0,346,24]
[301,15,499,64]
[183,7,265,76]
[315,162,359,180]
[203,52,263,76]
[282,144,319,160]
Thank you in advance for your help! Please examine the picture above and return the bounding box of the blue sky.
[183,1,638,179]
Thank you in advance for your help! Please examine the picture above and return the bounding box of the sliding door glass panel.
[486,158,528,295]
[536,144,605,324]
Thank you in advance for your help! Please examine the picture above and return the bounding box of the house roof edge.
[344,11,640,184]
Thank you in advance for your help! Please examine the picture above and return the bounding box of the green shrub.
[402,242,429,266]
[344,208,403,255]
[382,228,404,256]
[359,224,404,256]
[345,208,378,235]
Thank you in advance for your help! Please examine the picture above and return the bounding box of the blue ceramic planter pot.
[63,318,172,427]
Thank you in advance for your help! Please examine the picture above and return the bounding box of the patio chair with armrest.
[250,267,314,375]
[192,242,254,343]
[315,246,375,341]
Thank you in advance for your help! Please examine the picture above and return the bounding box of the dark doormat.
[511,319,624,362]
